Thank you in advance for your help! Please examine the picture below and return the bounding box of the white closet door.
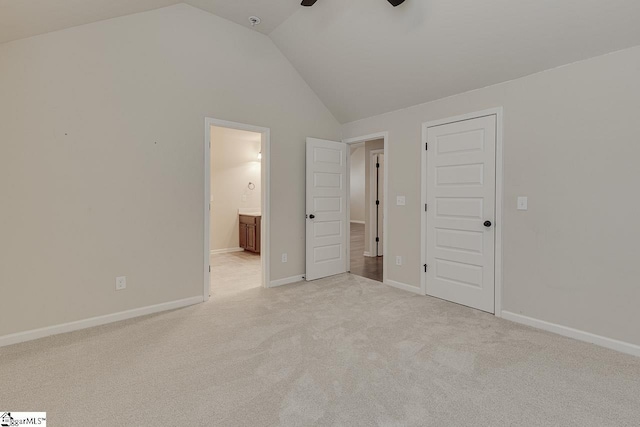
[426,115,496,313]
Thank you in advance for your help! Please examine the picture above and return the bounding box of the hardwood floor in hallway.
[349,222,383,282]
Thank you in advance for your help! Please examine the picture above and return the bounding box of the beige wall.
[0,4,341,337]
[343,45,640,346]
[210,127,261,251]
[349,146,365,223]
[363,139,384,255]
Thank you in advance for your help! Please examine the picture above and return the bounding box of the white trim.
[342,132,389,283]
[205,118,271,301]
[343,132,389,145]
[350,220,365,225]
[494,109,504,317]
[210,247,243,255]
[363,251,373,257]
[0,296,203,348]
[502,311,640,358]
[420,123,427,296]
[386,279,423,295]
[345,144,352,273]
[421,107,504,315]
[269,274,305,288]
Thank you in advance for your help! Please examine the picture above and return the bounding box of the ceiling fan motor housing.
[302,0,406,6]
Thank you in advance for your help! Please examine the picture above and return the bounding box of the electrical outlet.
[281,253,288,263]
[517,196,528,211]
[395,256,402,266]
[115,276,127,291]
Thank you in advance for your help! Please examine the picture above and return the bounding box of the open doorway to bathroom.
[204,119,270,300]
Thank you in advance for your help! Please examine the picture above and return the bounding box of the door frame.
[204,117,271,301]
[369,149,384,257]
[343,132,389,284]
[420,108,504,317]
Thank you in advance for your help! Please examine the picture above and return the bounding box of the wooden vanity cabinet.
[239,214,261,254]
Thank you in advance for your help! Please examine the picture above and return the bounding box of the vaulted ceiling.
[0,0,178,44]
[3,0,640,123]
[186,0,300,34]
[271,0,640,122]
[0,0,298,43]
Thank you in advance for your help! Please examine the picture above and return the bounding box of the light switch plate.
[396,196,406,206]
[517,197,528,211]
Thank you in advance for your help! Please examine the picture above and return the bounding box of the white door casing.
[426,115,497,313]
[306,138,348,281]
[204,118,271,300]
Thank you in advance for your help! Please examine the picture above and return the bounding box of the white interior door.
[426,115,496,313]
[306,138,348,281]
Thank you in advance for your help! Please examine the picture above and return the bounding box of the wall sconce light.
[257,151,262,160]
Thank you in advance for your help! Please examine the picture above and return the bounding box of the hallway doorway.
[347,139,385,282]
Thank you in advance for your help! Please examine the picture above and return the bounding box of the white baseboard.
[502,311,640,358]
[0,296,204,348]
[385,279,423,295]
[350,220,365,225]
[269,274,305,288]
[210,247,243,255]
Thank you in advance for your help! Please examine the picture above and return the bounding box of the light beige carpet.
[1,266,639,426]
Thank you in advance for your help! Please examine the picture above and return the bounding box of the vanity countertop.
[238,209,261,217]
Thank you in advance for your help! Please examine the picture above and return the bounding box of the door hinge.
[424,264,428,272]
[375,200,380,205]
[209,265,211,273]
[425,142,428,150]
[376,162,380,168]
[375,237,380,242]
[425,203,428,212]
